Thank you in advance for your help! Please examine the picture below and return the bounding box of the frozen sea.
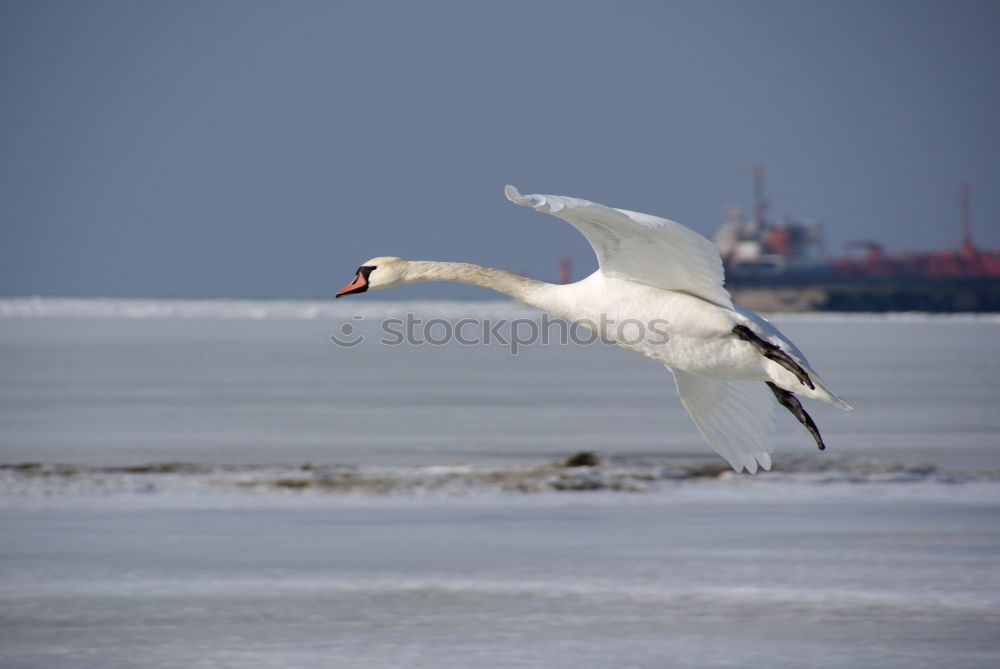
[1,298,999,668]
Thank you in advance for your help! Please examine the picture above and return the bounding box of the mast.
[959,183,974,258]
[752,165,769,227]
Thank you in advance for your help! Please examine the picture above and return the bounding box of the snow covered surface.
[1,299,998,667]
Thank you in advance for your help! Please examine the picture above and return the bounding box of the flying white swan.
[336,186,851,473]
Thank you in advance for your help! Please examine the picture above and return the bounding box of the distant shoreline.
[2,296,999,320]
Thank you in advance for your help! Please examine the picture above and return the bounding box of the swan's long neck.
[402,261,551,305]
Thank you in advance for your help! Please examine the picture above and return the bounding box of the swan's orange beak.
[335,271,368,298]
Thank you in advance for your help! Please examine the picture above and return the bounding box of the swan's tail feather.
[668,366,776,473]
[779,362,853,411]
[811,376,853,411]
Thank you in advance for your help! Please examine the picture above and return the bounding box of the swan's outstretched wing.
[669,366,776,473]
[506,185,732,308]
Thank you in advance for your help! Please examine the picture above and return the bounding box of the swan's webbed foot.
[733,325,815,390]
[767,381,826,451]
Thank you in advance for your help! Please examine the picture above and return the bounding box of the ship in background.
[715,167,1000,312]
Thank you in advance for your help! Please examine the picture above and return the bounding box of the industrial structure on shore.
[715,168,1000,312]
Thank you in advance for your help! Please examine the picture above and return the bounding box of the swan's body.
[336,186,851,473]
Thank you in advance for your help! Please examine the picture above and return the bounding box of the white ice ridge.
[0,297,540,321]
[3,297,998,323]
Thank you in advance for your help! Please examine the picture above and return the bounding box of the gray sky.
[2,0,998,299]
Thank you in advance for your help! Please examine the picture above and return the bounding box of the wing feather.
[669,366,776,473]
[506,186,732,308]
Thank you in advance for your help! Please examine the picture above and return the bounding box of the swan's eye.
[357,265,376,279]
